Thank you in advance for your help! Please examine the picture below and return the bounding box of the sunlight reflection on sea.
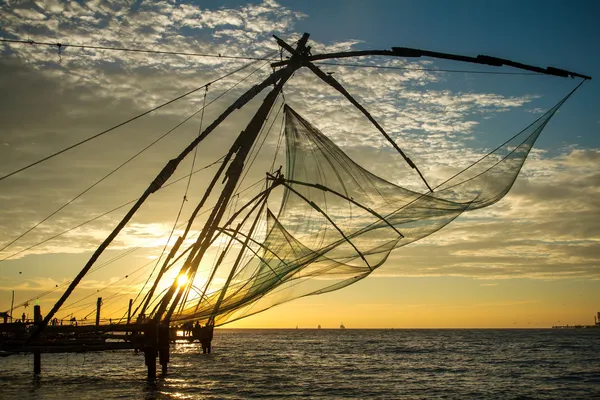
[1,329,599,399]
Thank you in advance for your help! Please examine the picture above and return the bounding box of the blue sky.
[183,0,600,152]
[0,0,598,327]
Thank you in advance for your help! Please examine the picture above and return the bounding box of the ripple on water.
[1,329,599,399]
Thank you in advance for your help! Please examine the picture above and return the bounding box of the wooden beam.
[4,342,137,354]
[271,48,591,80]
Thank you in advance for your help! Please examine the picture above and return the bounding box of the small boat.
[340,323,345,329]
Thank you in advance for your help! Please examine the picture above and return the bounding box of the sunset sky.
[0,0,598,328]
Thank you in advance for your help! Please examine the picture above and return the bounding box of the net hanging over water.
[176,90,570,326]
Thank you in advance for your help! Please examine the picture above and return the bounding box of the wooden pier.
[0,301,203,380]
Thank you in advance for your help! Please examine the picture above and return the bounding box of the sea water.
[1,329,599,399]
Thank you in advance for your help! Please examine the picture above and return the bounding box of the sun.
[176,274,188,288]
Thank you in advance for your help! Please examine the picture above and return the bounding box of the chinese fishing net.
[176,86,576,325]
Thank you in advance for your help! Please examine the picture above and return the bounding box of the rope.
[0,53,277,257]
[0,158,224,263]
[132,85,209,311]
[0,38,275,62]
[0,50,277,183]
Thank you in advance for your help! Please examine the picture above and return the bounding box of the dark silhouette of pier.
[0,300,210,379]
[552,312,600,329]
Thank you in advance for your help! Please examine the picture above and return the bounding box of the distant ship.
[317,324,321,329]
[340,323,345,329]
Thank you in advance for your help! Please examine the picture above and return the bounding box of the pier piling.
[158,323,170,375]
[95,297,102,327]
[33,304,42,374]
[143,321,158,380]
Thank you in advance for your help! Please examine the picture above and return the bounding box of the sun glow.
[177,274,188,288]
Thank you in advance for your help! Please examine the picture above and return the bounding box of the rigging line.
[187,86,209,195]
[71,253,220,320]
[208,188,270,323]
[340,79,589,241]
[94,273,150,312]
[8,214,197,313]
[135,57,284,317]
[68,242,193,307]
[282,183,373,271]
[0,157,226,263]
[60,255,169,313]
[82,262,166,320]
[432,79,587,193]
[1,50,275,260]
[9,222,194,313]
[132,85,210,312]
[193,187,279,309]
[130,178,266,316]
[284,179,404,238]
[1,92,208,255]
[0,50,276,184]
[236,99,285,195]
[269,93,287,174]
[269,113,286,173]
[0,38,278,62]
[313,61,546,75]
[175,87,210,315]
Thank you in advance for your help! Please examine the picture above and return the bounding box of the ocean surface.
[1,329,599,399]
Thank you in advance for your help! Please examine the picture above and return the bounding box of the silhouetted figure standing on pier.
[184,321,193,337]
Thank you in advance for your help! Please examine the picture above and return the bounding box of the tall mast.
[151,34,311,324]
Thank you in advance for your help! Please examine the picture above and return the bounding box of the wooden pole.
[144,321,158,381]
[127,299,133,324]
[95,297,102,327]
[158,323,170,375]
[154,34,311,324]
[10,290,14,323]
[33,304,41,374]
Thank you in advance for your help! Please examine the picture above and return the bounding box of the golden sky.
[0,0,598,328]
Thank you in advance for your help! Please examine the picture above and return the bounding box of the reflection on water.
[1,329,599,399]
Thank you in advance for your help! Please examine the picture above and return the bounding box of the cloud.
[0,0,597,300]
[369,147,599,280]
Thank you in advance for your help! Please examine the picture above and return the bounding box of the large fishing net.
[177,90,570,325]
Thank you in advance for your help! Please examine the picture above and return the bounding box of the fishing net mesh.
[176,93,567,325]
